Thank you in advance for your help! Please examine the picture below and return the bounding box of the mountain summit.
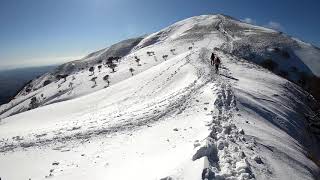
[0,14,319,180]
[1,14,319,120]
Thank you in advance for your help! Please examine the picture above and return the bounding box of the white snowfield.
[0,14,320,180]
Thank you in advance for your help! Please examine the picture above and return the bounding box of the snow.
[0,14,320,180]
[293,40,320,76]
[221,53,320,179]
[0,47,216,179]
[2,14,320,120]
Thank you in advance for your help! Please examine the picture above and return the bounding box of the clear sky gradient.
[0,0,319,69]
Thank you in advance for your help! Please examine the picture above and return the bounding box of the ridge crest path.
[191,49,269,180]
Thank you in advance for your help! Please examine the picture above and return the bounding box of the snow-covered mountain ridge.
[1,14,319,119]
[0,14,319,180]
[1,14,319,120]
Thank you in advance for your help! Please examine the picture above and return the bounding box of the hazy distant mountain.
[0,65,57,105]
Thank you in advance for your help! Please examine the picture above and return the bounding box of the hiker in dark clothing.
[210,53,215,66]
[202,168,215,180]
[214,56,221,74]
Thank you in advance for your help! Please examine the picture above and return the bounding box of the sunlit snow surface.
[0,14,319,180]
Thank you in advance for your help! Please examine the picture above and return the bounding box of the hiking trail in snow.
[1,14,320,180]
[187,49,270,180]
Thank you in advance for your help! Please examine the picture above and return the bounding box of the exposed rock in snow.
[253,155,263,164]
[52,161,59,166]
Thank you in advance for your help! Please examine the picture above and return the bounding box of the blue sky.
[0,0,319,69]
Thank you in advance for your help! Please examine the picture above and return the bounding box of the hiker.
[214,56,221,74]
[210,53,215,66]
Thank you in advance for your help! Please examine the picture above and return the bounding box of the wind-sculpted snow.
[192,64,258,179]
[0,14,320,180]
[2,14,320,119]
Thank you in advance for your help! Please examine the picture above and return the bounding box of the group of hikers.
[210,52,221,74]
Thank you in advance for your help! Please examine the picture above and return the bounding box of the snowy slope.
[2,14,320,119]
[0,14,320,180]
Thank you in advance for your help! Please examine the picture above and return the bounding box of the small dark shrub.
[56,74,68,82]
[114,57,121,62]
[89,67,95,75]
[147,51,155,56]
[91,77,97,86]
[129,68,135,76]
[43,80,52,87]
[108,63,117,72]
[106,58,117,71]
[134,56,141,66]
[29,96,39,110]
[25,88,32,93]
[103,75,110,86]
[98,65,102,72]
[162,55,168,60]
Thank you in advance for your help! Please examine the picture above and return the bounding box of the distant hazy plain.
[0,65,57,105]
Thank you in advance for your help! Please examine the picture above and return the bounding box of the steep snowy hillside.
[0,14,320,180]
[1,14,320,119]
